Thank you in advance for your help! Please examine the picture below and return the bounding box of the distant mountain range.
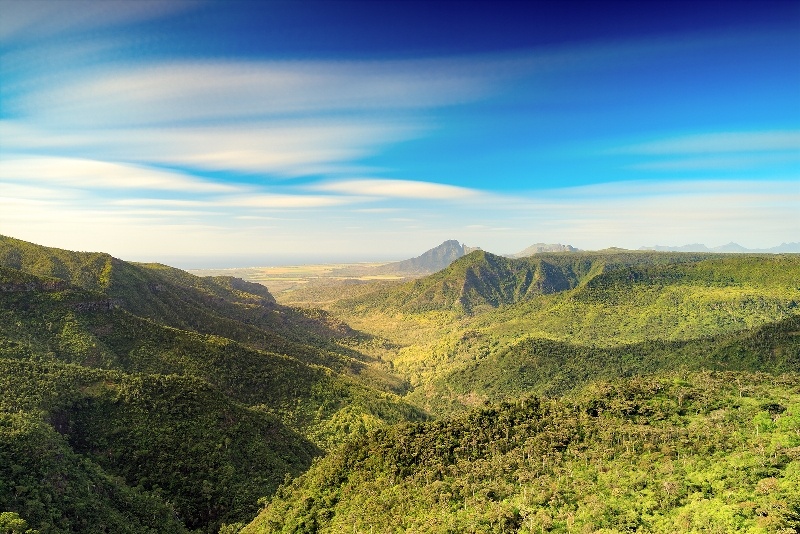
[639,242,800,253]
[507,243,579,257]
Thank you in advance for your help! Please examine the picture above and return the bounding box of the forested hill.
[0,234,359,364]
[244,371,800,533]
[2,236,799,533]
[0,237,424,532]
[335,249,800,314]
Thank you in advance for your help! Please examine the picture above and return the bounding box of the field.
[189,263,403,294]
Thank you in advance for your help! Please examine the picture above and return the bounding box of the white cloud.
[0,155,239,192]
[2,178,796,262]
[0,181,79,200]
[510,179,800,250]
[221,194,354,209]
[112,198,213,207]
[0,120,421,177]
[15,60,494,127]
[315,179,480,200]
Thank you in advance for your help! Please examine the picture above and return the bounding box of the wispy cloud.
[314,178,480,200]
[0,155,239,192]
[112,198,213,208]
[0,0,193,43]
[0,55,503,178]
[220,194,355,209]
[15,60,495,127]
[0,120,420,177]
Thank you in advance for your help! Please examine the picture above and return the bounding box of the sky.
[1,0,798,267]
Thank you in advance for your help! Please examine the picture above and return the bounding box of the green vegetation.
[298,250,800,413]
[0,237,422,532]
[2,236,799,532]
[245,372,800,533]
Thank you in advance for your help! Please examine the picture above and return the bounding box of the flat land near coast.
[189,263,402,294]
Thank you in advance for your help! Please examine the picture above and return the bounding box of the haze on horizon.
[1,0,798,268]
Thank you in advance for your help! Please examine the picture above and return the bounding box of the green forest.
[0,234,798,533]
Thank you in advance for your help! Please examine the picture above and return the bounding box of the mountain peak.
[372,240,467,275]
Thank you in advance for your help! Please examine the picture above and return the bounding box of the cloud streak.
[0,156,238,192]
[0,0,193,43]
[314,179,480,200]
[15,60,495,127]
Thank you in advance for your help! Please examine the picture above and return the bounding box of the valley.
[0,235,798,533]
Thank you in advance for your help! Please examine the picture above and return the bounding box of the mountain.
[0,234,390,376]
[4,235,800,533]
[373,239,466,275]
[771,242,800,253]
[508,242,579,257]
[322,249,800,415]
[329,240,468,279]
[640,242,800,253]
[339,249,742,314]
[0,236,424,532]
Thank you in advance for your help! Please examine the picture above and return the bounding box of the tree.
[0,512,39,534]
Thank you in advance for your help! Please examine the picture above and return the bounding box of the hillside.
[408,314,800,414]
[302,250,800,412]
[333,249,734,314]
[244,371,800,533]
[0,235,367,374]
[0,238,425,532]
[3,236,799,533]
[1,357,316,532]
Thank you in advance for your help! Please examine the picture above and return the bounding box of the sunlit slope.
[0,249,424,532]
[244,371,800,533]
[409,315,800,414]
[335,250,728,314]
[325,251,799,390]
[336,249,798,315]
[0,267,421,440]
[0,234,374,376]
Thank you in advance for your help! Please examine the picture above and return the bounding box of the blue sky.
[1,0,798,267]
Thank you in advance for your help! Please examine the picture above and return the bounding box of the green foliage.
[245,372,800,533]
[0,237,426,532]
[0,235,382,378]
[308,250,800,411]
[0,512,39,534]
[0,411,185,533]
[410,315,800,415]
[0,358,318,532]
[4,236,800,533]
